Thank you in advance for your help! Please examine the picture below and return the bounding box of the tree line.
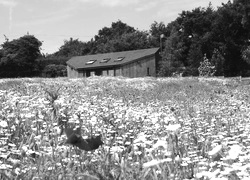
[0,0,249,78]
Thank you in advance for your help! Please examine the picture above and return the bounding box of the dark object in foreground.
[65,127,103,151]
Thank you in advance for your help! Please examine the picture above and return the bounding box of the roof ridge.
[74,47,159,57]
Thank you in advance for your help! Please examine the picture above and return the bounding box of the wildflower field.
[0,76,250,180]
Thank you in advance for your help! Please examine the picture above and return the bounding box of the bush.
[242,46,250,64]
[198,55,216,77]
[182,67,199,76]
[42,64,67,77]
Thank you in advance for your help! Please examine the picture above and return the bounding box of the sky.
[0,0,230,54]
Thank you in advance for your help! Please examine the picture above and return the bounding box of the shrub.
[42,64,67,77]
[242,45,250,64]
[182,67,199,76]
[198,55,216,77]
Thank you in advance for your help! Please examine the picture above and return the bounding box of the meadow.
[0,76,250,180]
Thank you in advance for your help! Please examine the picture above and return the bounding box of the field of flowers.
[0,76,250,180]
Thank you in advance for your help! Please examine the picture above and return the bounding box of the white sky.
[0,0,230,54]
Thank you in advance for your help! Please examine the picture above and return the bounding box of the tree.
[97,31,151,53]
[52,20,152,56]
[210,48,225,76]
[158,23,186,76]
[211,1,249,76]
[95,20,135,42]
[54,38,86,57]
[234,0,250,29]
[148,21,168,47]
[94,20,152,53]
[158,1,250,77]
[95,20,136,53]
[158,5,216,76]
[0,35,42,77]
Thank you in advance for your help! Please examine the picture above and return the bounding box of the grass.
[0,76,250,180]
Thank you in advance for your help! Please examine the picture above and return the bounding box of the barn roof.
[66,47,159,70]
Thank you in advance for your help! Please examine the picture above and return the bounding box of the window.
[114,57,125,62]
[100,58,110,63]
[95,70,102,76]
[147,67,150,76]
[86,71,90,77]
[86,60,96,65]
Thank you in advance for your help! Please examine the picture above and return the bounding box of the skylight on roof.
[100,58,110,63]
[114,57,125,62]
[86,60,96,65]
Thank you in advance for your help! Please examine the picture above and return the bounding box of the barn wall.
[121,55,156,77]
[108,69,114,76]
[67,66,79,78]
[114,68,122,76]
[77,70,85,77]
[102,70,108,76]
[67,66,86,78]
[155,51,161,75]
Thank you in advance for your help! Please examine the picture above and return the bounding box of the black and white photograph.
[0,0,250,179]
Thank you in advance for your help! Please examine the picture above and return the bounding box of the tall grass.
[0,76,250,179]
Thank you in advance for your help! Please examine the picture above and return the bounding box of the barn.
[66,47,160,78]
